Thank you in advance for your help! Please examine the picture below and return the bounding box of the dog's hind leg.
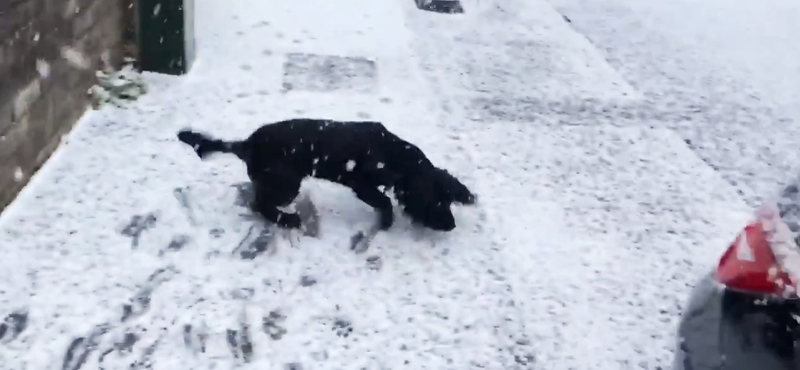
[352,186,394,231]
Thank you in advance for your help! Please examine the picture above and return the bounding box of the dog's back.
[245,119,430,184]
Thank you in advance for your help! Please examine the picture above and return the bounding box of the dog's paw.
[276,213,302,229]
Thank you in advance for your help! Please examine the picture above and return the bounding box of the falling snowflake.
[61,47,90,70]
[346,160,356,171]
[13,168,23,182]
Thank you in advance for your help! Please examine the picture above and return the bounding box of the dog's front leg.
[352,185,394,230]
[251,177,302,229]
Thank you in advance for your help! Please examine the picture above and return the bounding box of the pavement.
[1,0,798,369]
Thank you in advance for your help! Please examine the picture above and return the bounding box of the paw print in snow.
[300,275,317,287]
[121,213,157,248]
[182,324,208,353]
[366,255,382,270]
[262,311,288,340]
[332,319,353,338]
[0,310,28,343]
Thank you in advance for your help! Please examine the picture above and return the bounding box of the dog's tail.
[177,129,248,160]
[432,167,477,205]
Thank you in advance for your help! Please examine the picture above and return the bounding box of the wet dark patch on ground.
[281,53,377,94]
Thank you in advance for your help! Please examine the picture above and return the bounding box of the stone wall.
[0,0,127,211]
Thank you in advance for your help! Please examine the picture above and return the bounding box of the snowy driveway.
[0,0,796,369]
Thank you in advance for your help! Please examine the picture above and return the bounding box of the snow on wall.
[0,0,127,211]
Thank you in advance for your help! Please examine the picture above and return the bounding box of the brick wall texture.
[0,0,128,211]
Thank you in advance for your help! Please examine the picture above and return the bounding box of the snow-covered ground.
[0,0,797,369]
[549,0,800,206]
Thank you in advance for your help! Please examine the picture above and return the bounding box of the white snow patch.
[36,59,50,78]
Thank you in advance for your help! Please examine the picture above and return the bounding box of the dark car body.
[673,274,800,369]
[673,181,800,369]
[414,0,464,14]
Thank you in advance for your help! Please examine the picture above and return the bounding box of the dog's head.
[423,203,456,232]
[401,196,456,232]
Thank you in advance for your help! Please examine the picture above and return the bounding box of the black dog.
[177,118,476,231]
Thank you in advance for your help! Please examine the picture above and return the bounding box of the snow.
[36,59,50,79]
[548,0,800,206]
[0,0,796,369]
